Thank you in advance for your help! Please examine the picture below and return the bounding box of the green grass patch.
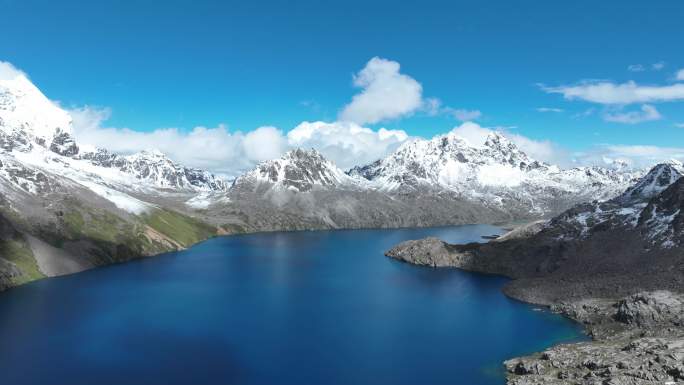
[0,238,44,285]
[62,207,131,244]
[142,209,216,247]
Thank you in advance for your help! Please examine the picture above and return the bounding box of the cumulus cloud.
[339,57,423,125]
[0,61,26,80]
[242,126,288,162]
[536,107,563,113]
[542,81,684,104]
[287,121,408,169]
[603,104,662,124]
[449,122,569,166]
[70,106,409,176]
[449,121,494,148]
[70,106,253,177]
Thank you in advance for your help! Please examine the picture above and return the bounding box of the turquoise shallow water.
[0,225,586,385]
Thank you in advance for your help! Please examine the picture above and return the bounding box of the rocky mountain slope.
[0,65,226,291]
[220,148,506,232]
[386,163,684,384]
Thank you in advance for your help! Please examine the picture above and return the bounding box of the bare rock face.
[506,335,684,385]
[614,291,684,328]
[384,237,454,267]
[49,131,79,157]
[506,292,684,385]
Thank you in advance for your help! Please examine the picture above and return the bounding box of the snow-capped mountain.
[0,71,73,151]
[0,70,230,291]
[549,163,683,249]
[616,162,682,204]
[349,130,641,215]
[0,69,227,196]
[232,148,360,192]
[79,148,228,192]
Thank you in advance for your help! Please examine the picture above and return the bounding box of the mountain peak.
[484,131,508,144]
[234,147,355,192]
[128,149,170,162]
[483,131,520,154]
[0,70,73,146]
[283,148,325,162]
[616,163,682,204]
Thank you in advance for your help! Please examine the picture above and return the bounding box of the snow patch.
[477,164,523,187]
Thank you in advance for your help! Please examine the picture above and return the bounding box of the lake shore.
[385,223,684,384]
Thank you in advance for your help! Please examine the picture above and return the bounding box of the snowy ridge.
[638,175,684,249]
[349,130,640,214]
[550,163,684,249]
[349,131,547,190]
[616,163,682,204]
[0,71,73,146]
[233,148,362,192]
[0,70,227,201]
[0,68,229,214]
[79,148,228,192]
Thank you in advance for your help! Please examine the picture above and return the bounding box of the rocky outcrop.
[49,131,79,157]
[506,292,684,385]
[385,237,455,267]
[614,292,684,328]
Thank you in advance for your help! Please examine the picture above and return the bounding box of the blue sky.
[1,0,683,174]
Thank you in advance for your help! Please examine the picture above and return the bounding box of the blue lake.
[0,225,585,385]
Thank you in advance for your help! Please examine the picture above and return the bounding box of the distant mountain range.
[0,67,654,290]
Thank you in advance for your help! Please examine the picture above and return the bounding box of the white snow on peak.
[235,148,362,192]
[352,129,633,192]
[0,71,73,143]
[617,163,682,204]
[0,67,227,194]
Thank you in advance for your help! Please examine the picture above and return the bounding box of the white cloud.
[627,62,665,73]
[449,121,494,148]
[627,64,645,72]
[242,126,288,162]
[450,108,482,121]
[0,61,26,80]
[70,106,253,177]
[676,69,684,81]
[423,99,483,121]
[543,81,684,104]
[449,122,569,166]
[287,121,408,169]
[339,57,423,124]
[536,107,564,113]
[575,144,684,169]
[603,104,662,124]
[70,106,409,176]
[572,108,596,119]
[423,97,442,116]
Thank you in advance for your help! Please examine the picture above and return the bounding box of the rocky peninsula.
[386,168,684,384]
